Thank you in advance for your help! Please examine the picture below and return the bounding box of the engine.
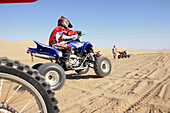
[69,55,81,66]
[71,48,81,56]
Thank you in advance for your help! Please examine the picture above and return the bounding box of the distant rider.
[49,16,82,68]
[112,45,117,59]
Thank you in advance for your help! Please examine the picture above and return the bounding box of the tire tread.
[0,57,59,113]
[94,56,111,77]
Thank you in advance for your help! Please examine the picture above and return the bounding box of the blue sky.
[0,0,170,49]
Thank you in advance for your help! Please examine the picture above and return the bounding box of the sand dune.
[0,40,170,113]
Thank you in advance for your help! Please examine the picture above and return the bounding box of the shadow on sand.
[66,73,101,80]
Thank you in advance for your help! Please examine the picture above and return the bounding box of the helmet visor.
[68,22,73,28]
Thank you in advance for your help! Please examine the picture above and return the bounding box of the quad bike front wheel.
[94,56,111,77]
[38,63,66,91]
[124,55,127,58]
[0,57,59,113]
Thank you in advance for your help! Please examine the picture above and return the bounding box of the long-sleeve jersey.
[49,26,78,46]
[112,48,117,53]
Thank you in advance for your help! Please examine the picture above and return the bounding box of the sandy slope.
[0,40,170,113]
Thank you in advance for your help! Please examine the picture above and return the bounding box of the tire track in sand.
[55,54,170,113]
[113,72,170,113]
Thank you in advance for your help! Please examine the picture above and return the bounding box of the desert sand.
[0,40,170,113]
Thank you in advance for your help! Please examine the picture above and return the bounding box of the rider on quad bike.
[49,16,82,68]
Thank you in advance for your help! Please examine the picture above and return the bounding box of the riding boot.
[64,52,72,69]
[64,45,72,69]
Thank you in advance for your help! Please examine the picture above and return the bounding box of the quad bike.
[118,50,130,59]
[0,57,59,113]
[27,34,112,90]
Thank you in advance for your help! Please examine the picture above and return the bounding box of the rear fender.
[28,40,60,60]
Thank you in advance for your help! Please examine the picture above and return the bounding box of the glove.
[77,31,82,36]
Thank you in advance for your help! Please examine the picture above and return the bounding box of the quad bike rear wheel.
[118,55,121,59]
[32,63,43,70]
[38,63,66,90]
[94,56,111,77]
[0,57,59,113]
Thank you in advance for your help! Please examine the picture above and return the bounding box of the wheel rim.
[0,73,47,113]
[45,71,60,87]
[101,60,110,73]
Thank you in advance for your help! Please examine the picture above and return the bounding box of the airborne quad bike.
[27,34,112,90]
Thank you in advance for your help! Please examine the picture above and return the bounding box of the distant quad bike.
[0,57,59,113]
[118,50,130,59]
[27,34,112,90]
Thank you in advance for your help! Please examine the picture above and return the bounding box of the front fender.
[81,41,93,55]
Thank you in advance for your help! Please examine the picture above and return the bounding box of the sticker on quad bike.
[69,41,84,48]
